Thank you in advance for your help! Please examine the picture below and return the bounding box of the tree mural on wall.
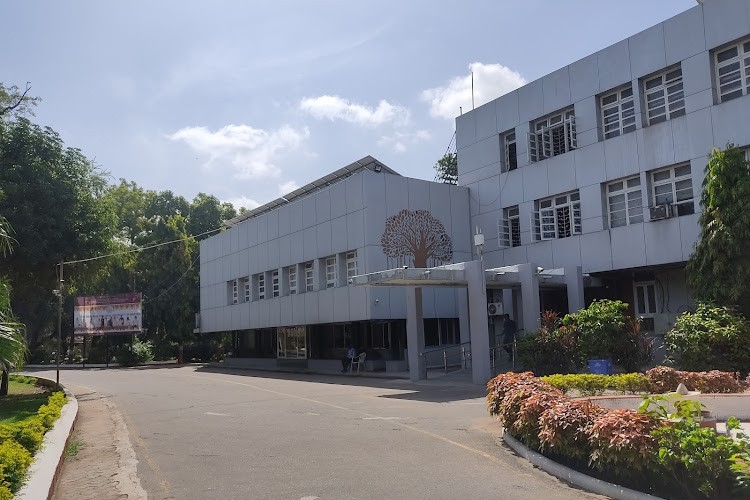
[381,209,453,268]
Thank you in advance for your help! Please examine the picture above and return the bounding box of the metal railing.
[490,329,525,374]
[419,341,471,379]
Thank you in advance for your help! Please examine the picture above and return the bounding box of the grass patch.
[0,382,51,424]
[65,438,84,458]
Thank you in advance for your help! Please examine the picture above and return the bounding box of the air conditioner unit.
[649,204,673,221]
[487,302,504,316]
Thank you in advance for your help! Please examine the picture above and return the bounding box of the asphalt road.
[32,366,605,500]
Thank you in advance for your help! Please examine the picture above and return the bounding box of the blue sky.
[2,0,696,211]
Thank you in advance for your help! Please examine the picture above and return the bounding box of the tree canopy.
[686,145,750,318]
[433,152,458,185]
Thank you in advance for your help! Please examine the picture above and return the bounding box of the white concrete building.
[198,157,472,371]
[457,0,750,338]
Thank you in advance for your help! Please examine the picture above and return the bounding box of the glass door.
[277,326,307,359]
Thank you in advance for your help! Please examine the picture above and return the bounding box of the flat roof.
[225,155,399,227]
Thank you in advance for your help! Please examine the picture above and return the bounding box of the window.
[601,86,635,139]
[231,279,238,305]
[288,266,297,295]
[244,277,251,302]
[644,68,685,125]
[346,251,358,279]
[715,39,750,102]
[272,270,280,297]
[651,164,694,216]
[634,282,657,331]
[529,109,576,162]
[607,177,643,228]
[257,273,265,300]
[304,262,314,292]
[533,192,581,240]
[325,256,336,289]
[503,131,517,171]
[499,205,521,248]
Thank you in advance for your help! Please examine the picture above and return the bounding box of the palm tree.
[0,215,25,396]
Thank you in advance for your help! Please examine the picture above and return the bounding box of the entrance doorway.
[277,326,307,359]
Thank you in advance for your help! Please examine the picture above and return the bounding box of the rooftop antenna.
[471,71,475,110]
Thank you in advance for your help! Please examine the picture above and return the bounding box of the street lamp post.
[55,262,64,388]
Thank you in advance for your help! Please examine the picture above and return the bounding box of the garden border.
[14,377,79,500]
[502,429,665,500]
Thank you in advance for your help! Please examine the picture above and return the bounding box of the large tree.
[0,118,116,344]
[686,145,750,318]
[187,193,236,240]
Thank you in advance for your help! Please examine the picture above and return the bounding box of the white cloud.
[299,95,410,127]
[378,130,431,153]
[279,180,300,194]
[224,196,262,211]
[168,124,309,179]
[421,62,526,120]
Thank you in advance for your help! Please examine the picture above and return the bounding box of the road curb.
[15,377,79,500]
[502,430,665,500]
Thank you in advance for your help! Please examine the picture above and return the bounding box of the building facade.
[198,157,472,370]
[457,0,750,338]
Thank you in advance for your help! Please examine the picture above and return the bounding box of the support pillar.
[518,263,541,335]
[465,260,491,384]
[458,289,470,345]
[564,266,585,313]
[502,288,514,319]
[406,287,426,382]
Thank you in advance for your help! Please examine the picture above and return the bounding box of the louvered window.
[715,39,750,102]
[325,256,336,288]
[533,192,581,240]
[529,109,576,162]
[644,68,685,125]
[304,262,314,292]
[244,277,251,302]
[601,86,636,139]
[272,270,280,297]
[346,251,358,279]
[232,279,239,304]
[499,206,521,248]
[257,273,265,300]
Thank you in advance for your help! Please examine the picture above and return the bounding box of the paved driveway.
[33,366,604,500]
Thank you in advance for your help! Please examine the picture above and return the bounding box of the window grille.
[533,192,581,240]
[529,109,576,162]
[499,206,521,248]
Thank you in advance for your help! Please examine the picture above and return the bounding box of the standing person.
[341,346,357,373]
[502,314,517,361]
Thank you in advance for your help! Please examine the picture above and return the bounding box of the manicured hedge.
[488,371,750,498]
[539,368,746,396]
[0,391,67,494]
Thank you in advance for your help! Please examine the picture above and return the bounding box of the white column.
[465,260,491,384]
[517,263,541,335]
[564,266,585,313]
[458,288,470,345]
[502,288,514,319]
[406,287,426,381]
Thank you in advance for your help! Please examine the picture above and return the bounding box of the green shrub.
[115,339,154,366]
[0,440,32,493]
[650,415,747,499]
[37,392,66,429]
[1,418,46,454]
[8,374,36,385]
[0,484,12,500]
[562,299,652,370]
[516,311,577,375]
[665,304,750,374]
[541,373,652,395]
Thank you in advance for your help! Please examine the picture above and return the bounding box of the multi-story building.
[198,157,472,371]
[456,0,750,338]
